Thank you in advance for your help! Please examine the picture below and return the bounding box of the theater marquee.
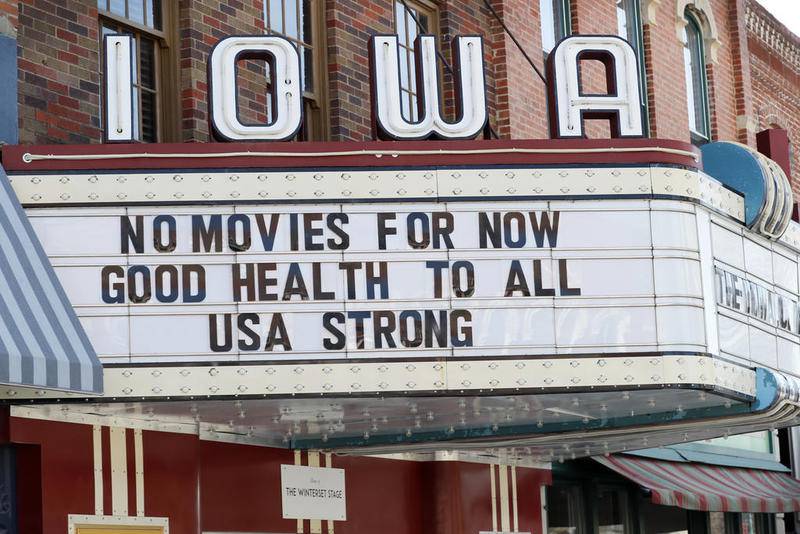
[2,32,799,454]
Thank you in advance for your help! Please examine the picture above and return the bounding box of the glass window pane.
[597,487,630,534]
[683,16,707,139]
[740,514,756,534]
[395,2,406,46]
[547,485,585,534]
[140,89,157,142]
[616,0,628,41]
[418,13,429,33]
[408,53,417,93]
[540,0,557,53]
[268,0,283,34]
[303,46,314,93]
[301,0,312,45]
[109,0,125,17]
[139,37,156,90]
[128,0,145,25]
[285,0,298,40]
[401,89,411,121]
[132,86,140,140]
[130,36,138,84]
[399,48,410,91]
[97,0,108,11]
[149,0,162,30]
[639,499,688,534]
[408,11,418,43]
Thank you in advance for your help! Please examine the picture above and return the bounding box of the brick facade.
[746,1,800,191]
[4,0,799,187]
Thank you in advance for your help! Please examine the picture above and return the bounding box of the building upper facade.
[0,0,796,188]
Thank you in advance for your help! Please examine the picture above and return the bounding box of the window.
[596,486,631,534]
[540,0,570,55]
[616,0,649,135]
[729,513,775,534]
[547,484,585,534]
[264,0,327,140]
[682,9,710,145]
[393,0,439,122]
[98,0,171,142]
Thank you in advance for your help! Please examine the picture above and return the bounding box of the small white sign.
[281,464,346,521]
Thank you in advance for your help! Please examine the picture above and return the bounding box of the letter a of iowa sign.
[0,165,102,397]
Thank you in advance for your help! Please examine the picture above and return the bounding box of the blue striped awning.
[0,165,102,395]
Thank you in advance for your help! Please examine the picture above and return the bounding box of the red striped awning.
[595,455,800,513]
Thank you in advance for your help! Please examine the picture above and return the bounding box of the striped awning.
[595,454,800,513]
[0,165,102,395]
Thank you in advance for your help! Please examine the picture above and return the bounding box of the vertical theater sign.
[2,33,800,461]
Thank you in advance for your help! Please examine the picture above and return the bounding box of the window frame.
[98,1,179,143]
[263,0,329,141]
[683,8,711,145]
[392,0,441,123]
[615,0,649,136]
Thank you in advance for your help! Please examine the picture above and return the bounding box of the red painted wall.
[142,431,200,534]
[11,418,94,534]
[200,440,296,533]
[9,416,550,534]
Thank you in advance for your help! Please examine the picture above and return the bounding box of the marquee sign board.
[29,200,708,363]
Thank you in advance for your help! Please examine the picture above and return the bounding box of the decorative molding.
[746,2,800,74]
[10,166,744,223]
[640,0,662,26]
[1,354,756,402]
[676,0,720,64]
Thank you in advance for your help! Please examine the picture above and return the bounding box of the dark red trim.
[101,426,111,515]
[126,428,136,515]
[1,138,701,172]
[756,128,792,180]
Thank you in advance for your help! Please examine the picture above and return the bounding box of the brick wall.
[179,0,266,143]
[16,0,101,144]
[746,0,800,191]
[7,0,799,184]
